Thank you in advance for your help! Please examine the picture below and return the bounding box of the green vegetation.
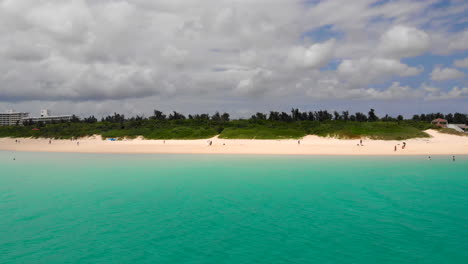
[221,120,434,140]
[0,120,220,140]
[304,121,433,140]
[0,109,465,140]
[220,121,306,139]
[437,128,468,137]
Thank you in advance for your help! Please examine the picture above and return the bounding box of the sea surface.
[0,151,467,264]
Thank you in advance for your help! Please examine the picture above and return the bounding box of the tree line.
[70,109,467,124]
[4,108,466,140]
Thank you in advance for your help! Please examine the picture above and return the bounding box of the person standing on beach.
[394,145,397,152]
[402,142,406,149]
[298,140,300,145]
[360,139,363,146]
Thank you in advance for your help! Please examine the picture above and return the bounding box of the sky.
[0,0,467,118]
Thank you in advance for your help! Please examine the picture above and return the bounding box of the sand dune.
[0,129,466,156]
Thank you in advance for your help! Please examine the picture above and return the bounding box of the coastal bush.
[437,128,468,137]
[219,127,306,139]
[0,115,449,140]
[304,121,430,140]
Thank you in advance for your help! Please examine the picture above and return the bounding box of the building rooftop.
[431,118,447,122]
[2,110,28,114]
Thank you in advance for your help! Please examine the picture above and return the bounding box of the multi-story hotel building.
[0,110,29,126]
[22,109,73,123]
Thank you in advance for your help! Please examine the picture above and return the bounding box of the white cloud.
[378,25,430,58]
[454,58,468,68]
[287,39,335,68]
[432,30,468,55]
[350,83,468,101]
[425,86,468,100]
[421,83,440,93]
[337,57,423,87]
[161,45,189,64]
[359,82,423,100]
[431,66,465,81]
[234,68,274,96]
[302,81,423,100]
[0,0,467,116]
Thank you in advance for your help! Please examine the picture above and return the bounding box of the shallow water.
[1,152,467,263]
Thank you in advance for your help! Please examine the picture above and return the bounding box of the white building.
[0,110,29,126]
[22,109,73,123]
[41,109,50,117]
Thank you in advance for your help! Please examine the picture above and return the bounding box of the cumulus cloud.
[234,68,274,96]
[358,82,423,100]
[0,0,466,116]
[454,58,468,68]
[431,66,465,81]
[378,25,430,58]
[287,39,335,69]
[337,57,423,87]
[432,30,468,55]
[301,80,423,100]
[425,86,468,100]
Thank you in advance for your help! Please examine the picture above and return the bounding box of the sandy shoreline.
[0,129,467,156]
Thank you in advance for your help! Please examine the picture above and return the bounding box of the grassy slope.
[0,121,219,140]
[219,127,305,139]
[0,120,435,140]
[303,121,431,140]
[220,120,433,140]
[437,128,468,137]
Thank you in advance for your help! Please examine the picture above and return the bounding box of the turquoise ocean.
[1,151,467,264]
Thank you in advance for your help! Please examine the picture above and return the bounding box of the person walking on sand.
[360,139,363,146]
[298,140,300,145]
[49,140,51,144]
[402,142,406,149]
[394,145,397,152]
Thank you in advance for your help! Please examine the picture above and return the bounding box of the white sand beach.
[0,129,467,156]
